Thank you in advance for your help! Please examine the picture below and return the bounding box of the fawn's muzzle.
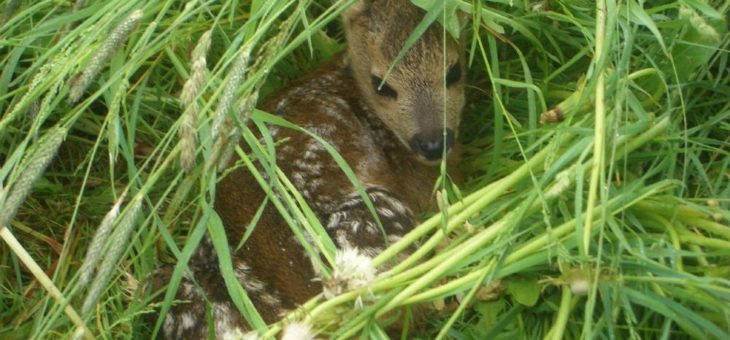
[409,129,455,161]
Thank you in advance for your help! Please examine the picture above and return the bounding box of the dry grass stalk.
[0,228,93,340]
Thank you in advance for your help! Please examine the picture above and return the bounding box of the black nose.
[409,129,455,161]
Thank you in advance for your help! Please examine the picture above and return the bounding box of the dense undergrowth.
[1,0,729,339]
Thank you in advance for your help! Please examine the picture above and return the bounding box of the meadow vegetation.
[0,0,728,338]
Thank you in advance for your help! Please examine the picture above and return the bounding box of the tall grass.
[1,0,728,339]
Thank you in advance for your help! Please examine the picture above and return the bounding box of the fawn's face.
[344,0,465,163]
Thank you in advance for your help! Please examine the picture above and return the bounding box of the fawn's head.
[343,0,465,163]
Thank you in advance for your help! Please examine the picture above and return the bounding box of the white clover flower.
[221,328,259,340]
[323,247,376,302]
[282,322,316,340]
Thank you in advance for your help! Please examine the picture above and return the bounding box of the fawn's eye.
[446,63,461,86]
[371,75,398,99]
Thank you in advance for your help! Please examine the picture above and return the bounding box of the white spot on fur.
[292,172,306,188]
[364,221,378,235]
[388,234,403,243]
[340,196,361,209]
[308,178,323,189]
[180,281,195,297]
[323,104,350,123]
[315,194,335,211]
[305,125,337,140]
[350,221,361,233]
[335,230,353,250]
[213,303,239,339]
[327,212,345,229]
[163,314,174,336]
[374,190,408,215]
[306,140,325,152]
[280,145,294,156]
[260,292,282,308]
[277,308,293,318]
[275,98,289,112]
[331,96,349,108]
[377,207,394,218]
[303,150,317,160]
[361,247,382,257]
[181,312,196,330]
[244,278,265,293]
[234,262,252,285]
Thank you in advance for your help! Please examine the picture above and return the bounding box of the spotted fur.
[155,0,463,337]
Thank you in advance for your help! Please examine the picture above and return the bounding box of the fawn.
[156,0,465,337]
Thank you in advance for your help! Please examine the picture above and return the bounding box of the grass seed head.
[0,62,56,135]
[211,45,252,141]
[179,30,212,173]
[0,127,66,227]
[180,30,212,106]
[216,90,260,170]
[680,6,721,42]
[77,192,126,288]
[68,9,143,103]
[546,169,573,199]
[81,195,143,316]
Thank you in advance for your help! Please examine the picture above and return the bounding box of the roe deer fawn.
[156,0,465,337]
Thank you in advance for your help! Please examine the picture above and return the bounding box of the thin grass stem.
[0,228,93,340]
[583,0,609,258]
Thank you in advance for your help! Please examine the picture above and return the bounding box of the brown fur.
[344,0,465,158]
[155,0,464,337]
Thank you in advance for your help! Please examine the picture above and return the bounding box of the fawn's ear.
[342,0,398,32]
[343,1,370,28]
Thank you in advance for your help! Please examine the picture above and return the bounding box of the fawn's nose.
[409,129,455,161]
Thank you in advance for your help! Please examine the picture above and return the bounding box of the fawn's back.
[157,0,465,338]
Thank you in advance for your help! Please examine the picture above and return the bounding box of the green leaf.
[624,288,728,339]
[506,277,541,306]
[624,0,667,53]
[151,207,211,338]
[206,203,267,332]
[475,299,506,330]
[680,0,724,19]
